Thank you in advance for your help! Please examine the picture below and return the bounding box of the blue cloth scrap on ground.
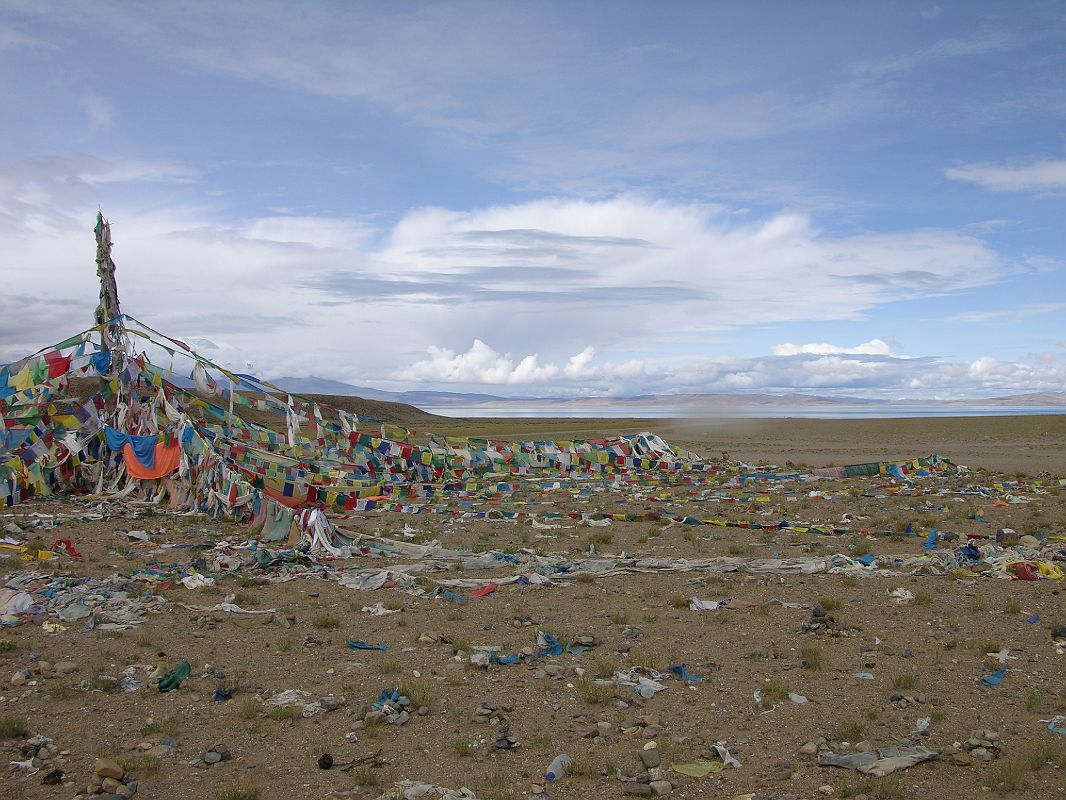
[347,640,387,651]
[981,668,1007,686]
[669,664,703,683]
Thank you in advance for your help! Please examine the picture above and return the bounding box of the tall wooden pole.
[93,211,126,378]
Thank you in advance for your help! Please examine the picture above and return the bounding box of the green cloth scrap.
[671,760,725,777]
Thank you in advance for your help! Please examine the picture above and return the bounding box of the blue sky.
[1,1,1064,399]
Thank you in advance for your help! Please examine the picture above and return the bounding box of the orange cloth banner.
[123,442,181,479]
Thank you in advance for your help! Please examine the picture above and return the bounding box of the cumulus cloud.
[670,351,1066,399]
[394,341,646,386]
[771,338,894,356]
[394,340,558,384]
[945,158,1066,193]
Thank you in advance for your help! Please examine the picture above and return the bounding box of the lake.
[418,405,1066,419]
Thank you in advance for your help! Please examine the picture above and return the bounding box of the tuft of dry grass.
[892,674,918,690]
[989,739,1065,793]
[585,530,613,547]
[760,679,788,710]
[214,782,261,800]
[399,680,433,709]
[238,697,261,719]
[351,764,380,786]
[630,647,666,671]
[832,720,866,742]
[800,645,822,670]
[578,676,614,705]
[311,614,339,630]
[0,715,29,739]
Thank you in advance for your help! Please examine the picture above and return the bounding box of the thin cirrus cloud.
[945,158,1066,193]
[948,303,1066,323]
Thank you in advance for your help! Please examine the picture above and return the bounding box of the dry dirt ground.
[2,416,1065,800]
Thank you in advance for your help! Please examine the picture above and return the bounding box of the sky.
[1,0,1065,400]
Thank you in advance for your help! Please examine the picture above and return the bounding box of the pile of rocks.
[358,694,428,728]
[74,757,138,798]
[193,743,232,768]
[942,730,1002,765]
[620,742,673,796]
[888,692,934,710]
[470,699,519,751]
[800,605,855,637]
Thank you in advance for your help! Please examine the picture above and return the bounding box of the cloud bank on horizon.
[0,1,1064,400]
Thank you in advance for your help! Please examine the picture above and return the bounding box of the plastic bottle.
[545,753,572,782]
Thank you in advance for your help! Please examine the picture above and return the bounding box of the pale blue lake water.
[419,405,1066,419]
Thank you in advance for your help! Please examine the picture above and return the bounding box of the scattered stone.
[95,758,124,780]
[321,695,345,712]
[649,780,672,796]
[639,748,661,769]
[622,783,652,797]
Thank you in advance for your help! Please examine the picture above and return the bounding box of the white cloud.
[669,351,1066,399]
[945,158,1066,193]
[394,340,558,384]
[0,153,1039,398]
[394,341,646,385]
[772,338,894,356]
[948,303,1066,323]
[563,347,645,381]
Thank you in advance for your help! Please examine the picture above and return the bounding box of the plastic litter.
[889,588,914,604]
[711,741,742,769]
[347,640,388,651]
[362,603,399,616]
[545,753,572,781]
[1043,716,1066,735]
[372,780,479,799]
[818,744,938,777]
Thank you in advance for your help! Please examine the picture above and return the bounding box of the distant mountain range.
[269,376,1066,410]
